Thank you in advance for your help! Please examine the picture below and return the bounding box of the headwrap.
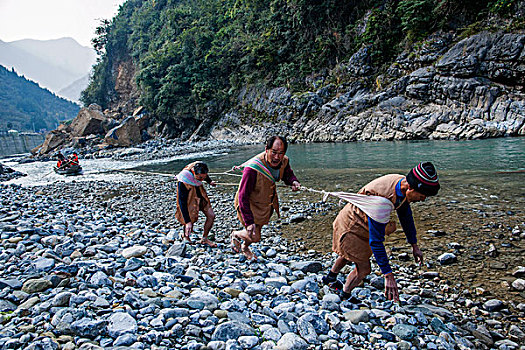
[234,157,275,183]
[406,162,440,196]
[176,169,203,187]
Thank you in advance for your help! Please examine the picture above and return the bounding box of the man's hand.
[384,273,399,302]
[412,243,423,265]
[209,181,217,187]
[246,224,255,239]
[291,181,301,191]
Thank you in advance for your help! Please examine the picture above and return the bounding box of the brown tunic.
[332,174,404,262]
[234,152,289,226]
[174,162,212,225]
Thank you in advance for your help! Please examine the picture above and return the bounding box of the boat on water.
[53,164,83,176]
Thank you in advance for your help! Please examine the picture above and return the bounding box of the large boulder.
[101,118,119,133]
[38,131,68,155]
[135,113,150,131]
[70,105,107,137]
[105,116,142,147]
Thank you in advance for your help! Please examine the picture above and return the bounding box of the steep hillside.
[81,0,525,140]
[0,65,80,132]
[0,38,96,99]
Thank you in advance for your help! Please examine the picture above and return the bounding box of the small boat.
[53,164,83,175]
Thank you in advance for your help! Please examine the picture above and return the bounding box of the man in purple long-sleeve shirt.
[232,136,301,260]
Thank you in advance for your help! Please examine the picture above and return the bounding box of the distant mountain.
[58,74,91,103]
[0,65,80,132]
[0,37,96,101]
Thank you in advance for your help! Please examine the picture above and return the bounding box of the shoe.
[322,275,344,291]
[339,293,361,304]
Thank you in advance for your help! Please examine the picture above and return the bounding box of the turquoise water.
[140,138,524,199]
[285,138,524,171]
[144,138,524,173]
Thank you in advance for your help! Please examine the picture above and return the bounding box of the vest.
[174,162,211,225]
[332,174,404,262]
[234,152,289,225]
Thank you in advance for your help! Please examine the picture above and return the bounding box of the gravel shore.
[1,172,524,350]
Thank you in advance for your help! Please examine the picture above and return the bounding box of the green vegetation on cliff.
[0,65,80,132]
[81,0,520,136]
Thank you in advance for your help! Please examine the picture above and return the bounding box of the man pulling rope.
[231,135,301,260]
[319,162,440,302]
[174,162,217,247]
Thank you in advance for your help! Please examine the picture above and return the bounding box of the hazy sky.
[0,0,127,47]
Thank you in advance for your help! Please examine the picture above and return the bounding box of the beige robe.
[234,152,289,226]
[332,174,404,262]
[174,162,212,225]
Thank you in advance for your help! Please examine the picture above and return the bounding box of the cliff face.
[210,32,525,142]
[82,0,525,143]
[112,59,140,117]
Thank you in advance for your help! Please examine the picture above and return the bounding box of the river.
[149,137,525,172]
[139,137,524,198]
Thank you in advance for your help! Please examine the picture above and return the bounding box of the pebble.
[0,175,523,350]
[121,245,148,258]
[437,253,457,265]
[511,278,525,291]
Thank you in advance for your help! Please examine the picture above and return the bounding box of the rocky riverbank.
[0,163,26,182]
[1,174,524,349]
[210,32,525,144]
[25,135,245,163]
[29,31,525,162]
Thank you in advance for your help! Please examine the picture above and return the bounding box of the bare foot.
[182,233,193,244]
[230,233,241,253]
[241,244,257,260]
[200,238,217,248]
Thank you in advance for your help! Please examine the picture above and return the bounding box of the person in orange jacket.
[68,152,79,166]
[56,153,66,168]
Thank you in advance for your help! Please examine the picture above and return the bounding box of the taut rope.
[208,170,242,177]
[299,185,394,224]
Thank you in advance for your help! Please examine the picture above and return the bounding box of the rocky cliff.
[210,32,525,142]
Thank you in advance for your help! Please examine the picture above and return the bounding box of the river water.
[137,137,524,173]
[140,137,524,196]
